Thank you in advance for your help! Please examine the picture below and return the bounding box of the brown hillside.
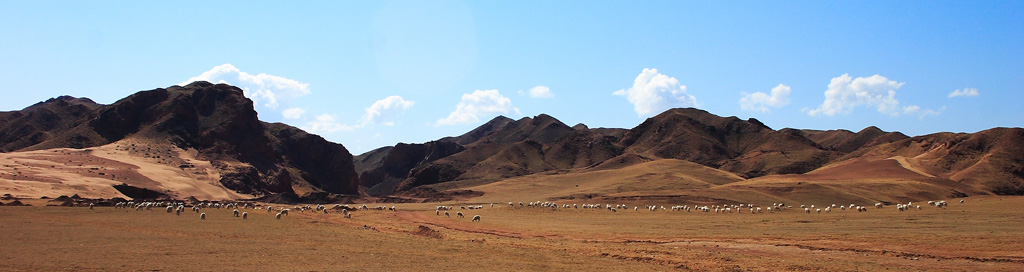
[542,130,623,169]
[353,146,392,175]
[848,127,1024,194]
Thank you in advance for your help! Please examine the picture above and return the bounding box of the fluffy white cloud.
[524,86,554,98]
[740,84,792,112]
[304,114,356,134]
[948,88,980,98]
[360,96,414,126]
[282,108,306,119]
[180,63,310,109]
[613,68,697,117]
[808,74,906,117]
[435,90,520,126]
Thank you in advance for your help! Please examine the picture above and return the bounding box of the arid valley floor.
[1,196,1022,271]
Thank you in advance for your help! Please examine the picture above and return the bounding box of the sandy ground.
[1,195,1021,271]
[0,139,249,200]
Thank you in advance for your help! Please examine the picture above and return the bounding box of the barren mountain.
[781,126,909,153]
[619,108,834,177]
[356,140,464,196]
[0,82,359,198]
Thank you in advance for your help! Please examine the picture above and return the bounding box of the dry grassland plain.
[1,196,1022,271]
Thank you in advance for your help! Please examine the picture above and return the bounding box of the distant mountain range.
[355,107,1022,198]
[1,82,1021,201]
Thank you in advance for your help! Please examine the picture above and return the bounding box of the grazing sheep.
[344,213,351,218]
[444,211,450,218]
[200,213,206,220]
[276,212,282,219]
[89,203,94,210]
[472,215,481,222]
[233,209,240,217]
[242,212,248,219]
[281,209,290,216]
[959,199,965,204]
[457,212,465,218]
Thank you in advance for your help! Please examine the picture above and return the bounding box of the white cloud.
[740,84,792,112]
[282,108,306,119]
[435,90,520,126]
[304,114,356,134]
[948,88,980,98]
[181,63,310,109]
[613,68,697,117]
[808,74,908,117]
[360,95,414,126]
[297,96,414,134]
[902,105,942,119]
[523,85,553,98]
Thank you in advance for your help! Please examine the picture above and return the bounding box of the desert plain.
[1,194,1022,271]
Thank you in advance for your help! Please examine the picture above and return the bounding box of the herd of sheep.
[102,198,965,225]
[489,199,961,216]
[111,201,377,220]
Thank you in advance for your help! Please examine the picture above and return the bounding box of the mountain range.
[1,82,1020,202]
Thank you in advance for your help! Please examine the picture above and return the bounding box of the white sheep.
[445,211,450,217]
[233,209,240,217]
[472,215,481,222]
[89,203,94,210]
[242,212,248,219]
[276,212,282,219]
[200,213,206,220]
[457,212,465,218]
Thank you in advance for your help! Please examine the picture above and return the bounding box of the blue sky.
[2,1,1021,154]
